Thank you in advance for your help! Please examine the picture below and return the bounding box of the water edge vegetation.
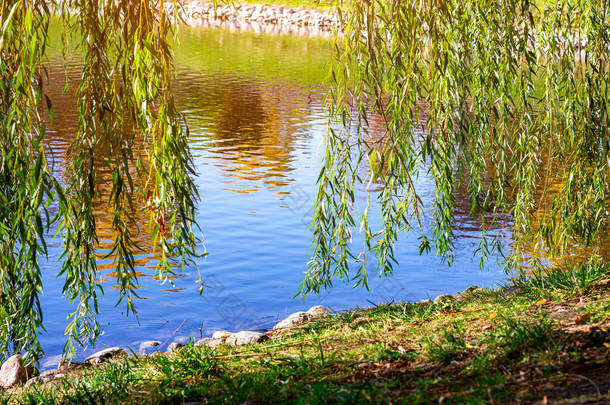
[2,260,609,403]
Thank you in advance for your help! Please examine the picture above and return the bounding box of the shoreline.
[2,264,609,402]
[35,288,478,373]
[4,287,484,387]
[168,1,341,37]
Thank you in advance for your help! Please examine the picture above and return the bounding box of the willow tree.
[301,0,609,294]
[0,0,199,362]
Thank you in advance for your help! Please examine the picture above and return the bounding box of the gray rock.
[25,376,45,388]
[0,354,37,388]
[85,347,125,363]
[211,331,233,341]
[58,360,84,372]
[416,299,432,305]
[138,340,162,354]
[434,294,455,304]
[167,342,184,353]
[463,285,479,294]
[503,285,522,297]
[25,370,65,387]
[306,305,331,319]
[226,331,267,346]
[141,340,162,347]
[273,311,310,330]
[202,338,225,349]
[194,338,211,347]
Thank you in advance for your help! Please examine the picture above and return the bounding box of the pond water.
[38,25,511,367]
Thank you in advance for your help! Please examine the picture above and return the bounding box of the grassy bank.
[229,0,334,10]
[3,263,609,404]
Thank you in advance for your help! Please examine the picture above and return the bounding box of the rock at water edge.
[226,331,267,346]
[0,354,37,389]
[306,305,331,319]
[85,347,125,363]
[212,331,233,341]
[273,311,310,330]
[167,342,184,353]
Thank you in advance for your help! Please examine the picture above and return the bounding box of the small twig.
[160,319,186,347]
[562,373,601,398]
[247,319,281,331]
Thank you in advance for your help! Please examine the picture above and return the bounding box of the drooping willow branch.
[302,0,609,295]
[57,0,200,357]
[0,0,201,363]
[0,0,52,363]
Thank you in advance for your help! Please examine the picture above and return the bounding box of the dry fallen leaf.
[574,313,592,325]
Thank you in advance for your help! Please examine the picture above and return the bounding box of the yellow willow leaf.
[488,311,498,321]
[574,314,592,325]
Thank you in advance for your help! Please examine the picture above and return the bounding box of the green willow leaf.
[303,0,610,295]
[0,0,202,364]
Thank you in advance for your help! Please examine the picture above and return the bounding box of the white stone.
[211,331,233,341]
[306,305,331,319]
[194,338,211,347]
[85,347,125,363]
[203,338,225,349]
[138,340,162,355]
[167,342,184,353]
[140,340,161,348]
[273,311,310,330]
[226,331,267,346]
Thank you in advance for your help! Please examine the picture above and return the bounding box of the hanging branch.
[0,0,202,363]
[303,0,610,294]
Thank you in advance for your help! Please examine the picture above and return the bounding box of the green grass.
[514,261,609,298]
[3,261,609,404]
[424,327,468,365]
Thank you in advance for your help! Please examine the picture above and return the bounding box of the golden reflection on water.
[43,52,327,294]
[174,74,324,192]
[510,177,610,272]
[45,26,599,297]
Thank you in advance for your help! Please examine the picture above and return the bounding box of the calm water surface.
[38,25,510,367]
